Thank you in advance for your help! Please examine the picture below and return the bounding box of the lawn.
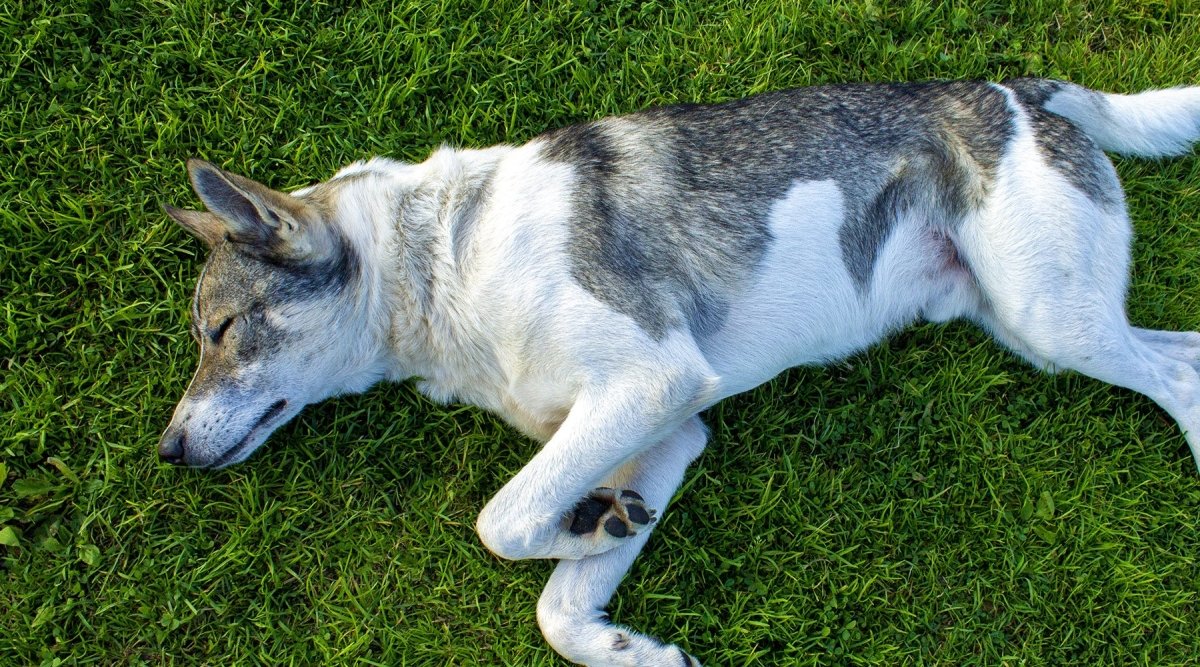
[3,1,1200,664]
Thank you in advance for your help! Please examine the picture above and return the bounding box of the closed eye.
[210,316,236,344]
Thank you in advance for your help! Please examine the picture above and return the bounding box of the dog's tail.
[1009,78,1200,158]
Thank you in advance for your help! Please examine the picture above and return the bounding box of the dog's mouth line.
[209,399,288,469]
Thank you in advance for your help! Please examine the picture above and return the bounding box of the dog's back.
[534,81,1016,337]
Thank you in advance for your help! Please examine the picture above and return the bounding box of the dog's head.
[159,160,383,468]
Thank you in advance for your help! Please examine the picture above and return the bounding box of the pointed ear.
[185,158,328,261]
[163,204,226,247]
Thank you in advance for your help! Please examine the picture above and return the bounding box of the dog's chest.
[498,389,570,442]
[417,365,572,443]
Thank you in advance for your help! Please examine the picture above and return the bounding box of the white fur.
[1046,85,1200,157]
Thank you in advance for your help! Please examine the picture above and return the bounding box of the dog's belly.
[700,179,975,398]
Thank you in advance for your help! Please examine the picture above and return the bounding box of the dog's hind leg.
[962,196,1200,469]
[1000,315,1200,468]
[537,416,707,667]
[1134,328,1200,367]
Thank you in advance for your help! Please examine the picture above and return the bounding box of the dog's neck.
[326,148,511,395]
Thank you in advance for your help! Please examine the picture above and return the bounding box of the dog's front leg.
[537,416,707,667]
[476,365,714,561]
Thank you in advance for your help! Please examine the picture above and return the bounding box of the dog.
[160,78,1200,666]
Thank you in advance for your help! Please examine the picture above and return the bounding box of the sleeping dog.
[160,78,1200,665]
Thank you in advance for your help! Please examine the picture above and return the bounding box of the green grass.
[3,0,1200,664]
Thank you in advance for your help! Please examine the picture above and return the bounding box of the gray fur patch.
[542,120,769,338]
[253,232,359,304]
[539,81,1016,335]
[1003,77,1065,107]
[448,166,496,269]
[844,141,976,285]
[837,82,1013,285]
[189,237,358,394]
[1004,78,1121,205]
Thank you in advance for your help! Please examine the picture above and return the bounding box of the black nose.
[159,429,187,465]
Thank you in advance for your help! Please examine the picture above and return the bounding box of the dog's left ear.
[163,204,226,248]
[183,158,330,262]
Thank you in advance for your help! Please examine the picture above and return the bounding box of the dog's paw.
[567,487,656,539]
[540,608,702,667]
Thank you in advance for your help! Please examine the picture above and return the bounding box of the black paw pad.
[566,487,657,538]
[569,496,610,535]
[604,515,628,537]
